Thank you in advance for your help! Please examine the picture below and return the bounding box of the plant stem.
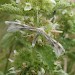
[63,57,68,72]
[4,48,13,74]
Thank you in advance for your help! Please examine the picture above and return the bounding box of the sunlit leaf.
[16,0,20,4]
[24,2,32,11]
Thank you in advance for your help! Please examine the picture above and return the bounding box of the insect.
[5,21,65,57]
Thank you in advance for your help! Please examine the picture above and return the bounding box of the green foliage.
[14,45,55,74]
[0,4,23,15]
[0,0,75,75]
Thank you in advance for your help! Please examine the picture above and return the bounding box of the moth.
[5,21,65,57]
